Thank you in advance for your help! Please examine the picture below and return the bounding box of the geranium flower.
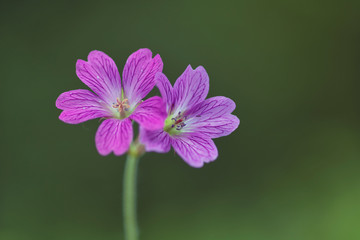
[140,65,240,167]
[56,49,166,156]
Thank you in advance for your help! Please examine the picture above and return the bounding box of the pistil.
[164,111,187,134]
[113,98,130,119]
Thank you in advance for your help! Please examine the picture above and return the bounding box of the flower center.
[112,98,130,118]
[172,111,187,130]
[164,111,187,135]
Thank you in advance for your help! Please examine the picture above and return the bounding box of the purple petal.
[172,65,209,113]
[155,72,174,113]
[185,96,239,138]
[189,114,240,138]
[76,50,121,105]
[122,49,163,108]
[95,118,133,156]
[139,127,171,153]
[56,89,112,124]
[172,134,218,168]
[129,96,167,130]
[187,96,236,120]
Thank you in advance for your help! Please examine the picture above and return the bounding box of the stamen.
[176,122,186,130]
[112,98,130,112]
[170,111,187,131]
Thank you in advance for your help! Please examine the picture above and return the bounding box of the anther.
[170,111,187,131]
[112,98,130,113]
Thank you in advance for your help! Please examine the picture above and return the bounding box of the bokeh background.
[1,0,360,239]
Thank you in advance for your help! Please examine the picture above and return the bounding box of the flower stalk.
[123,142,144,240]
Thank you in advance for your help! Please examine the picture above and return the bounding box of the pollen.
[171,112,187,130]
[112,98,130,113]
[164,111,189,134]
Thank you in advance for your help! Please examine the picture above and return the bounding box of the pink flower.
[56,49,167,156]
[140,65,240,168]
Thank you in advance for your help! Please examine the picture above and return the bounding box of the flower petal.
[187,96,236,120]
[95,118,133,156]
[139,127,171,153]
[155,72,174,113]
[184,96,239,138]
[129,96,167,130]
[172,65,209,113]
[56,89,112,124]
[76,50,121,105]
[172,134,218,168]
[188,114,240,138]
[122,49,163,108]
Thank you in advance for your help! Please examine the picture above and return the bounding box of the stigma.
[112,98,130,113]
[163,111,188,135]
[171,111,187,130]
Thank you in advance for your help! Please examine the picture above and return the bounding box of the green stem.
[123,152,140,240]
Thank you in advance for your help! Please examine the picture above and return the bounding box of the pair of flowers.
[56,49,239,167]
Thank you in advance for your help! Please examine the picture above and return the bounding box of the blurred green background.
[1,0,360,239]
